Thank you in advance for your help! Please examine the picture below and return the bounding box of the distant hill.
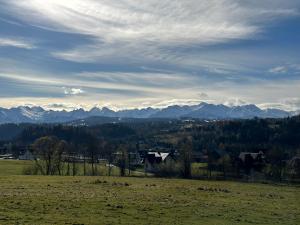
[0,124,31,141]
[0,103,294,124]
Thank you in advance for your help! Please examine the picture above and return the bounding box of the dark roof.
[239,151,264,161]
[145,152,171,164]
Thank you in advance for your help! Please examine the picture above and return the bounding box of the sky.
[0,0,300,111]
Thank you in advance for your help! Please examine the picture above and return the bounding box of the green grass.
[0,176,299,225]
[0,160,33,176]
[0,160,299,225]
[0,160,144,177]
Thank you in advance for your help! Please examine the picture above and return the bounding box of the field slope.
[0,175,299,225]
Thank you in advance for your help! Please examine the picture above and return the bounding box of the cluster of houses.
[0,153,15,160]
[0,145,34,161]
[3,143,298,177]
[1,144,299,179]
[0,151,34,160]
[143,151,177,172]
[0,143,265,166]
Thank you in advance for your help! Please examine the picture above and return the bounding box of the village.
[1,141,299,180]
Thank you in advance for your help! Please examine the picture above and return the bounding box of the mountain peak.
[0,103,292,124]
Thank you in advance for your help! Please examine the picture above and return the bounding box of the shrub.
[22,164,39,175]
[155,162,181,177]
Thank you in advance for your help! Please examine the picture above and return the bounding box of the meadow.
[0,160,299,225]
[0,160,33,176]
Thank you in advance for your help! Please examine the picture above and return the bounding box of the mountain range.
[0,103,297,124]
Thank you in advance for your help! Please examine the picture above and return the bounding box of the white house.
[19,150,35,160]
[144,152,176,172]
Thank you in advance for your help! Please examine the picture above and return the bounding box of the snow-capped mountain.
[186,103,231,119]
[117,107,159,118]
[0,103,293,124]
[89,107,116,117]
[291,110,300,116]
[150,105,198,118]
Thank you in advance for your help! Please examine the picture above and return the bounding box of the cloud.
[1,66,300,110]
[151,99,204,108]
[75,71,194,89]
[198,92,209,99]
[0,37,35,49]
[206,67,232,75]
[4,1,258,43]
[258,98,300,111]
[63,87,85,95]
[0,69,200,100]
[268,66,287,74]
[268,64,300,76]
[3,0,299,63]
[0,1,299,111]
[282,97,300,110]
[223,98,247,107]
[43,103,80,111]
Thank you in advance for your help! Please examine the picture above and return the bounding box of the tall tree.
[116,144,128,177]
[178,137,193,178]
[32,136,62,175]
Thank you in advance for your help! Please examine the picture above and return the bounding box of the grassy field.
[0,160,144,177]
[0,160,221,177]
[0,160,299,225]
[0,159,33,176]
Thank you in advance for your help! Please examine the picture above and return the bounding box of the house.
[144,151,176,172]
[0,153,15,160]
[19,149,35,160]
[193,152,208,163]
[0,146,6,154]
[238,151,265,173]
[288,156,300,178]
[128,151,143,166]
[239,151,265,163]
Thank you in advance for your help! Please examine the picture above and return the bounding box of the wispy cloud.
[268,64,300,75]
[258,97,300,111]
[0,0,299,110]
[63,87,85,96]
[3,0,299,64]
[5,1,259,43]
[282,97,300,111]
[0,37,35,49]
[269,66,287,74]
[0,70,203,99]
[223,98,247,107]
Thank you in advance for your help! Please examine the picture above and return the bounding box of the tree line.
[1,115,299,181]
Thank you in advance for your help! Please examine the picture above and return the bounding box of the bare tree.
[55,140,69,175]
[32,136,63,175]
[105,142,115,176]
[178,137,193,179]
[116,144,128,177]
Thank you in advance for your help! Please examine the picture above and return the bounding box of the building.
[193,152,208,163]
[0,153,15,160]
[0,146,6,154]
[288,156,300,178]
[128,151,143,166]
[144,151,176,173]
[19,149,35,160]
[239,151,265,163]
[238,151,265,173]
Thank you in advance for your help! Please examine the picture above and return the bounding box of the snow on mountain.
[117,107,159,118]
[262,108,291,118]
[291,110,300,116]
[228,104,263,119]
[187,103,231,119]
[150,105,196,118]
[19,106,45,121]
[0,103,293,124]
[89,107,116,117]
